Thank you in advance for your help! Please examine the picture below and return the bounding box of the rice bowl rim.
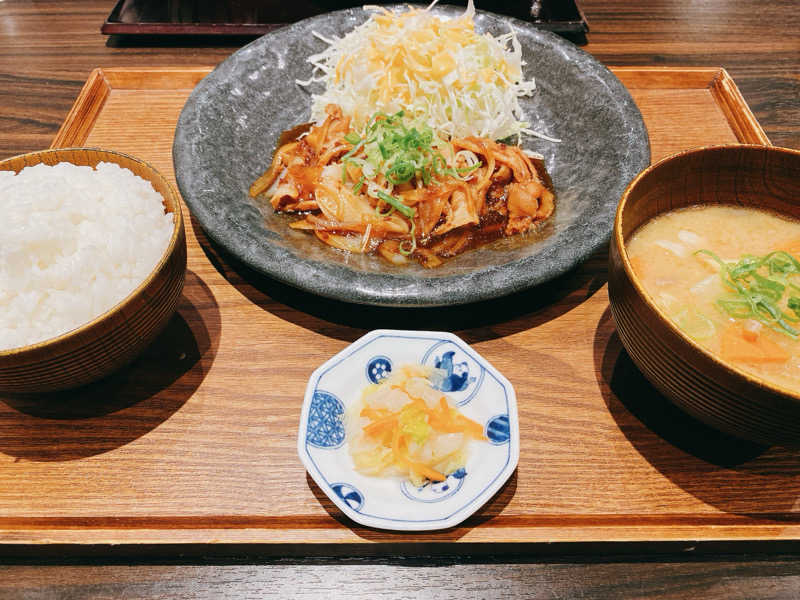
[0,147,184,358]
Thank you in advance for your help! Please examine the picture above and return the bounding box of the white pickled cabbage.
[346,364,485,487]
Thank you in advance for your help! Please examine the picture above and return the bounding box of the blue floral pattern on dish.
[422,341,484,405]
[433,350,475,392]
[331,482,364,511]
[366,355,392,384]
[306,390,345,449]
[400,468,468,503]
[486,414,511,445]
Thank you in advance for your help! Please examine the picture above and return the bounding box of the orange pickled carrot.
[363,415,397,437]
[409,462,446,482]
[427,409,454,431]
[456,415,487,440]
[407,397,428,410]
[360,406,391,420]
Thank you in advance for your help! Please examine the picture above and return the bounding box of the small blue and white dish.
[297,329,519,531]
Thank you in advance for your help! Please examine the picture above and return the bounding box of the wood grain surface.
[1,0,799,597]
[1,556,800,600]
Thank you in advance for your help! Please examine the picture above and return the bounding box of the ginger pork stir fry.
[250,105,554,267]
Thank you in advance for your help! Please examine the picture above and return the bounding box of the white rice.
[0,161,174,351]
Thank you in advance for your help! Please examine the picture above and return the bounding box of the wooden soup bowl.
[0,148,187,393]
[609,144,800,447]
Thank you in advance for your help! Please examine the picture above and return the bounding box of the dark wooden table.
[1,1,800,597]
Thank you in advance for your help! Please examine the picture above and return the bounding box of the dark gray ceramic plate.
[173,5,649,307]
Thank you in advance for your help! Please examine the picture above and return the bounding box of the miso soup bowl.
[608,144,800,447]
[0,148,187,393]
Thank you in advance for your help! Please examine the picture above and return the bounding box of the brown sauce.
[277,122,313,147]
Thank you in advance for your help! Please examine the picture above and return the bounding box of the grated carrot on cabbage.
[297,0,558,144]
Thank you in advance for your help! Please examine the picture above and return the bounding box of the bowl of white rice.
[0,148,186,393]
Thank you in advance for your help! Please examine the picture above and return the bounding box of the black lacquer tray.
[102,0,589,41]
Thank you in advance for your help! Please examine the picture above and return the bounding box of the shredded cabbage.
[297,0,555,143]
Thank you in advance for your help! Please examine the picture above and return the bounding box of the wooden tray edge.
[50,67,214,149]
[51,66,768,153]
[612,66,725,89]
[710,68,771,145]
[51,68,111,148]
[100,67,214,90]
[2,523,800,546]
[612,66,769,147]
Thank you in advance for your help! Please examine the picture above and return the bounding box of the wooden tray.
[1,66,789,551]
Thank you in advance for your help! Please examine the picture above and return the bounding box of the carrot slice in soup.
[779,240,800,257]
[720,323,791,364]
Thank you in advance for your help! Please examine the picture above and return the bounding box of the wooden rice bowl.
[609,144,800,447]
[0,148,186,393]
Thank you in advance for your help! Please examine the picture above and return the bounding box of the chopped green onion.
[696,249,800,339]
[386,162,415,185]
[343,109,490,255]
[456,163,481,175]
[751,272,784,301]
[376,190,414,219]
[350,109,481,195]
[399,220,418,256]
[342,139,365,162]
[789,297,800,318]
[717,298,753,319]
[421,167,431,186]
[766,251,800,274]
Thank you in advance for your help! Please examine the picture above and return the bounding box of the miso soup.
[627,204,800,391]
